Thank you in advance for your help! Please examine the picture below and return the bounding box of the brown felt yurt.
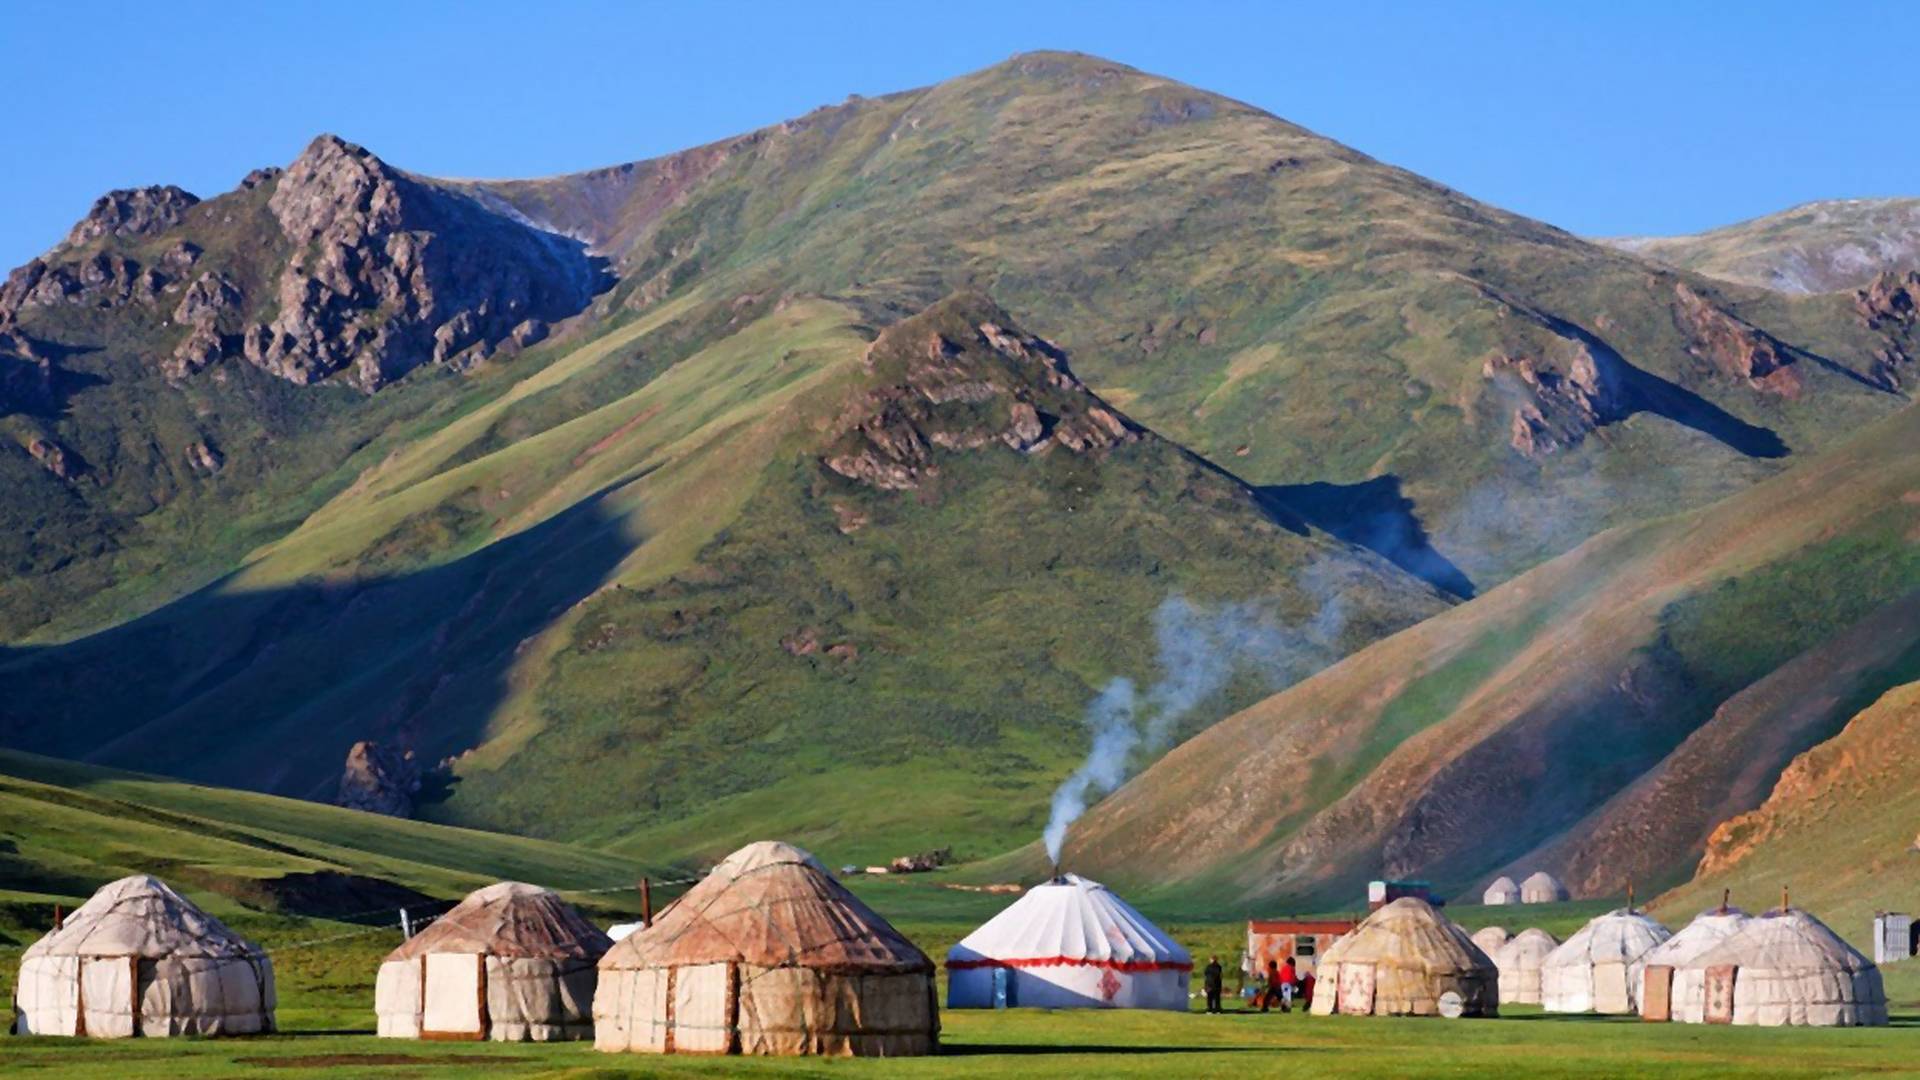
[1309,897,1498,1017]
[12,875,274,1038]
[374,882,610,1042]
[594,841,937,1057]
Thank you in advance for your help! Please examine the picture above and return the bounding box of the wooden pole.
[1781,884,1790,912]
[1721,888,1730,913]
[52,904,61,931]
[1627,881,1635,912]
[641,879,653,928]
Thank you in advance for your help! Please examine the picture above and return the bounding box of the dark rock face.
[241,135,611,391]
[61,185,200,249]
[335,739,422,817]
[1857,270,1920,388]
[0,329,53,416]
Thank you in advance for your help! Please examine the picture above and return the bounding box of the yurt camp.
[1540,908,1671,1014]
[594,841,937,1057]
[1676,907,1886,1027]
[374,882,610,1042]
[947,873,1192,1011]
[1493,928,1558,1006]
[1310,897,1497,1017]
[1637,903,1750,1023]
[1482,877,1521,906]
[1470,926,1511,955]
[1520,872,1569,904]
[12,875,274,1038]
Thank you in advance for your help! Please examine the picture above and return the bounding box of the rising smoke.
[1042,578,1351,865]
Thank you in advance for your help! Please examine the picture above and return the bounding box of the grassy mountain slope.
[1,293,1446,863]
[1605,198,1920,294]
[1056,402,1920,907]
[1653,680,1920,940]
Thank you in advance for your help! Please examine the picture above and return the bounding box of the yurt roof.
[22,875,263,961]
[1320,897,1493,972]
[1485,876,1519,894]
[1641,906,1750,970]
[1690,908,1874,975]
[1496,928,1559,966]
[1543,909,1671,968]
[386,881,611,961]
[947,873,1190,970]
[1470,926,1511,953]
[1521,871,1566,891]
[601,841,931,975]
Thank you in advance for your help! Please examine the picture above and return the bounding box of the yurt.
[1470,926,1511,955]
[1482,877,1521,906]
[1310,897,1498,1017]
[12,875,274,1037]
[1540,909,1671,1014]
[594,841,937,1057]
[375,882,610,1042]
[947,874,1191,1011]
[1637,904,1749,1022]
[1493,928,1558,1005]
[1677,907,1886,1026]
[1519,872,1569,904]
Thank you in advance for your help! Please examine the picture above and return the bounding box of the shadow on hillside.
[0,487,636,805]
[1540,312,1789,460]
[1258,476,1476,600]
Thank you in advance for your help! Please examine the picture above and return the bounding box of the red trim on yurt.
[947,956,1193,973]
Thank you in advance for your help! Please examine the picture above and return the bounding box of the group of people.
[1200,954,1315,1014]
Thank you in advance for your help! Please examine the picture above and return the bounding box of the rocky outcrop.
[1856,270,1920,389]
[1486,342,1631,457]
[335,739,422,817]
[824,295,1140,491]
[167,272,245,379]
[1671,282,1802,395]
[60,185,199,249]
[26,436,80,480]
[241,135,609,391]
[2,253,166,313]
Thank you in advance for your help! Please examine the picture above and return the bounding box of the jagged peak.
[60,184,200,250]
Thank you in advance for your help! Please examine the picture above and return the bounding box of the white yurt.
[595,841,938,1057]
[1482,877,1521,906]
[1541,909,1671,1014]
[1493,928,1558,1005]
[1637,903,1750,1022]
[606,922,643,943]
[1311,897,1498,1017]
[947,873,1191,1010]
[1678,907,1886,1027]
[1470,926,1511,955]
[12,875,274,1038]
[375,882,611,1041]
[1519,872,1569,904]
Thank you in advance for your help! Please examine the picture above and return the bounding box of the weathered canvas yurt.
[594,841,937,1057]
[1540,909,1671,1014]
[1470,926,1511,955]
[1482,877,1521,906]
[1677,908,1886,1026]
[948,874,1192,1010]
[375,882,610,1041]
[12,875,274,1038]
[1493,928,1558,1005]
[1637,904,1750,1022]
[1519,871,1569,904]
[1310,897,1498,1017]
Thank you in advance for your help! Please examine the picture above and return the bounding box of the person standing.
[1279,956,1300,1012]
[1260,959,1283,1012]
[1203,955,1224,1014]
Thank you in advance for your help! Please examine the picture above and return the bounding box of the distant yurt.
[12,875,274,1038]
[1470,926,1511,955]
[1310,897,1498,1017]
[1519,872,1569,904]
[595,841,937,1057]
[606,922,643,943]
[1493,928,1558,1005]
[947,874,1191,1011]
[1540,909,1671,1014]
[1637,904,1749,1022]
[1678,908,1886,1026]
[375,882,610,1042]
[1482,877,1521,906]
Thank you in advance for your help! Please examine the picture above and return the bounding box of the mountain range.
[3,51,1918,908]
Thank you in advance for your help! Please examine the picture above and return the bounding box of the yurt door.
[1702,965,1737,1025]
[420,954,488,1040]
[76,956,139,1038]
[1593,960,1630,1013]
[1336,963,1376,1015]
[1641,964,1674,1022]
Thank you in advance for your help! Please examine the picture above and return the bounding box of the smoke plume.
[1042,585,1346,865]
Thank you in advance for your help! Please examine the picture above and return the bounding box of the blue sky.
[3,2,1910,269]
